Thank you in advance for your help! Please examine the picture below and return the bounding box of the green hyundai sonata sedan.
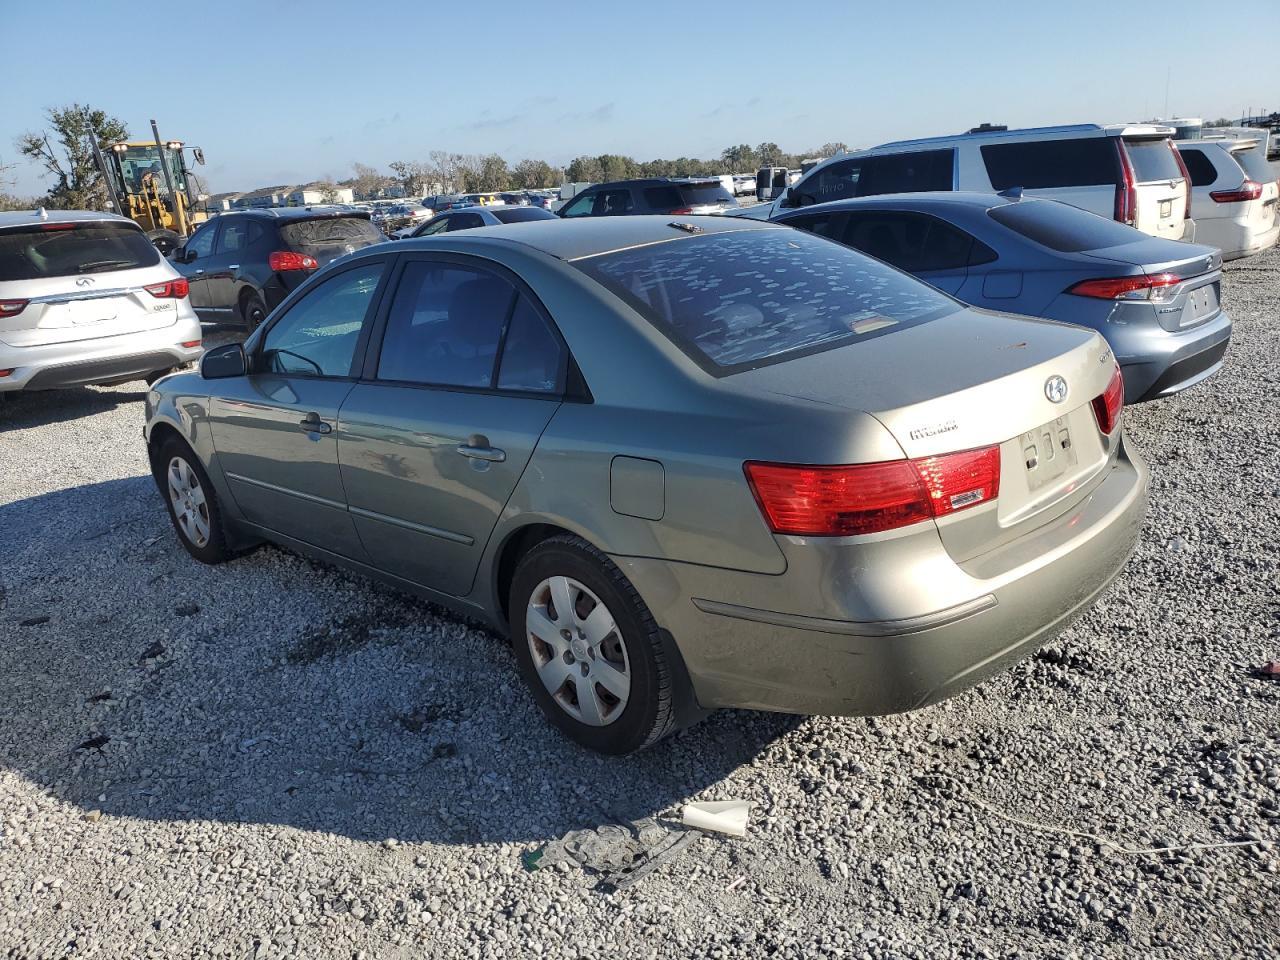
[144,215,1147,754]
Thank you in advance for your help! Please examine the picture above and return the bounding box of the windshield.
[1124,139,1182,183]
[1233,146,1275,184]
[575,228,957,375]
[0,221,160,281]
[116,144,185,194]
[280,217,384,252]
[987,199,1145,252]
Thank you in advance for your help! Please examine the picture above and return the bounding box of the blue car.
[776,192,1231,403]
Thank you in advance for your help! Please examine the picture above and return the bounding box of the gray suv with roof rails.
[735,123,1194,241]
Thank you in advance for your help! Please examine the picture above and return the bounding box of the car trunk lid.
[734,308,1120,560]
[1082,238,1222,332]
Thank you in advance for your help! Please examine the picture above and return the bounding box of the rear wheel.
[146,228,183,257]
[156,436,232,564]
[509,535,676,754]
[240,291,268,330]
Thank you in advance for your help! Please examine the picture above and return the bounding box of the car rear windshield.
[0,221,160,281]
[1124,139,1182,182]
[574,228,957,375]
[1232,146,1275,184]
[492,207,557,224]
[677,183,736,206]
[280,216,383,252]
[987,199,1144,252]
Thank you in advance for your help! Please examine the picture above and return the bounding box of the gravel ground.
[1,246,1278,960]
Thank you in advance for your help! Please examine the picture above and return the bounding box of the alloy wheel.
[525,576,630,726]
[167,456,210,548]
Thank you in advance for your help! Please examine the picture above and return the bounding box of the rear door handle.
[457,434,505,462]
[299,412,332,435]
[228,264,239,269]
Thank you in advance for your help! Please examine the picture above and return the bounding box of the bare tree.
[16,104,129,209]
[349,162,391,199]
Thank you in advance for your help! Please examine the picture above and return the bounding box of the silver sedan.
[144,216,1147,753]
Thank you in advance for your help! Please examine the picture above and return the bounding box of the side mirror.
[199,342,247,380]
[177,248,195,264]
[777,188,797,208]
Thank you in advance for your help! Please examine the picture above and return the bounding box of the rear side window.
[643,186,684,210]
[280,216,383,254]
[1124,140,1182,183]
[677,183,736,206]
[1232,147,1275,184]
[981,138,1118,190]
[794,150,953,205]
[987,199,1143,252]
[218,218,266,253]
[0,221,159,281]
[575,228,957,375]
[1178,148,1218,187]
[496,296,564,393]
[377,263,515,388]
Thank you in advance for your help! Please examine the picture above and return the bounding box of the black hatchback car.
[557,178,738,218]
[171,207,385,327]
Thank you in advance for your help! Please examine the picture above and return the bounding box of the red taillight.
[0,369,13,378]
[669,207,693,215]
[268,251,319,272]
[144,278,189,299]
[1209,180,1263,203]
[0,299,29,317]
[1092,363,1124,434]
[1169,142,1193,219]
[1115,141,1137,225]
[744,446,1000,537]
[181,339,202,349]
[1067,273,1180,301]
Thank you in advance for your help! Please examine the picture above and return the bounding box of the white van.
[736,123,1193,240]
[1176,139,1279,259]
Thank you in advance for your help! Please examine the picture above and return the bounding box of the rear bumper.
[616,436,1148,716]
[0,324,203,392]
[1113,309,1233,403]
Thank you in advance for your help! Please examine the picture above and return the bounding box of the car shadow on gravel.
[0,385,150,429]
[0,477,805,847]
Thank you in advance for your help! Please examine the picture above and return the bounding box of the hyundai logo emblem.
[75,277,94,287]
[1044,375,1068,404]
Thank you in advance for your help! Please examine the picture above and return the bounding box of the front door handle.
[228,263,239,270]
[457,434,505,462]
[299,412,332,435]
[194,269,204,275]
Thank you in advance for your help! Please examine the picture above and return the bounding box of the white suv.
[1176,139,1279,259]
[737,123,1194,241]
[0,210,203,393]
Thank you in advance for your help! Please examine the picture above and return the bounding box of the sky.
[3,0,1277,197]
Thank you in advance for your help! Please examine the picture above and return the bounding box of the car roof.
[0,208,136,229]
[395,214,778,261]
[873,122,1175,151]
[231,205,369,220]
[777,191,1016,218]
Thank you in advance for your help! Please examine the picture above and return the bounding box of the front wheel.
[509,535,677,754]
[156,437,233,564]
[146,228,183,257]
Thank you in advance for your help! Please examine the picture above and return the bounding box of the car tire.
[145,368,174,386]
[146,228,183,257]
[156,436,233,565]
[509,535,676,754]
[240,291,268,330]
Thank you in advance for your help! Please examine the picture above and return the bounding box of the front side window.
[981,138,1119,190]
[559,193,596,218]
[576,228,957,375]
[184,223,216,259]
[793,157,865,206]
[840,211,987,272]
[416,217,450,237]
[447,213,485,231]
[260,262,383,377]
[377,263,515,387]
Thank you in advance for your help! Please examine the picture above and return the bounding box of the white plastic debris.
[681,800,751,837]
